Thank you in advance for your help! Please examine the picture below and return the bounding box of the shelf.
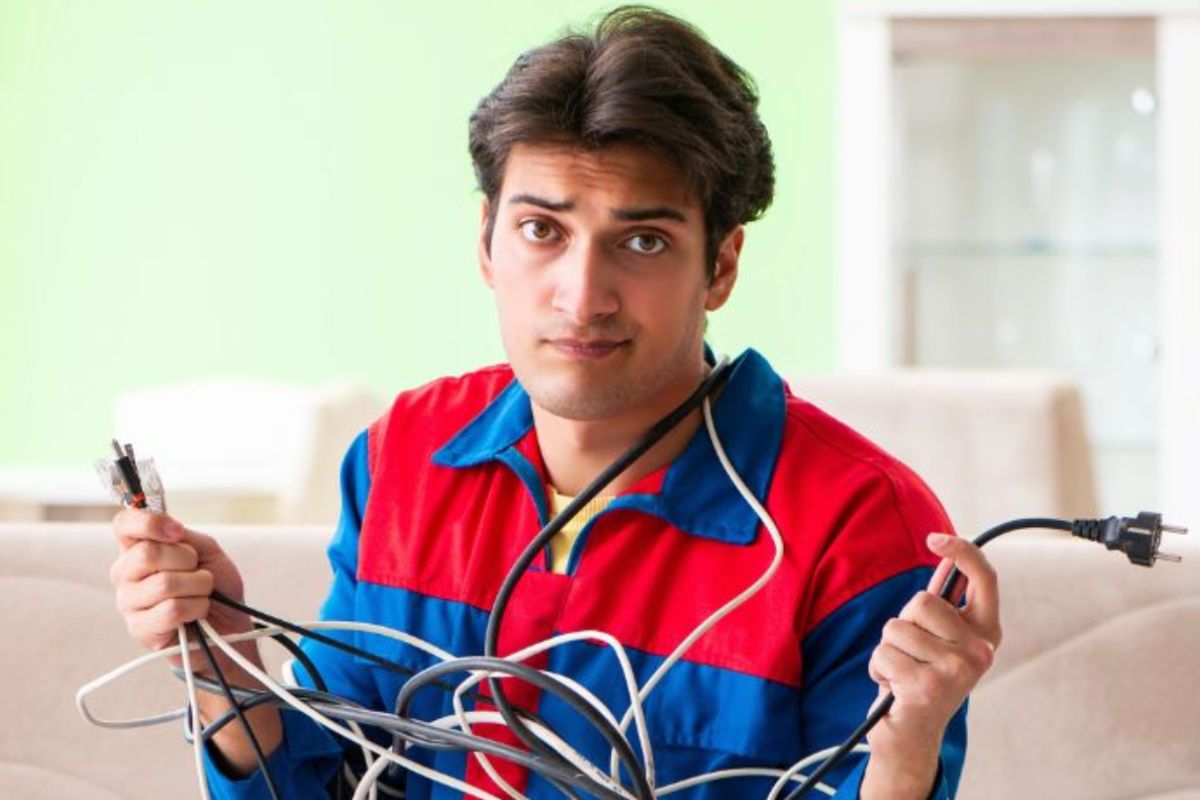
[899,242,1158,259]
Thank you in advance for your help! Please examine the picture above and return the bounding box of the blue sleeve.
[203,430,379,799]
[202,709,343,800]
[799,568,968,800]
[300,429,386,719]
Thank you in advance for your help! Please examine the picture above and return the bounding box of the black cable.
[388,652,601,798]
[106,445,283,799]
[110,439,146,508]
[209,593,588,794]
[185,682,605,797]
[188,621,283,800]
[482,357,734,797]
[254,622,330,693]
[254,625,351,799]
[208,360,730,800]
[254,619,345,800]
[189,680,477,754]
[111,437,624,797]
[212,591,502,710]
[780,517,1075,800]
[395,657,647,800]
[182,363,729,799]
[329,704,590,800]
[119,425,1186,799]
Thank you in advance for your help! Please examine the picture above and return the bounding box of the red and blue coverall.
[204,348,967,799]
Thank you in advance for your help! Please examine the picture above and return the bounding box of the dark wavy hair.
[468,5,775,279]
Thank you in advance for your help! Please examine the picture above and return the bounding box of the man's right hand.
[109,508,250,658]
[109,508,283,775]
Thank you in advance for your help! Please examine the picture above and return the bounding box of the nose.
[551,239,619,325]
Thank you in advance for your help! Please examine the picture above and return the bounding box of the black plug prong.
[1163,523,1189,535]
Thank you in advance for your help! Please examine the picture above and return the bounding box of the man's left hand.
[861,532,1002,799]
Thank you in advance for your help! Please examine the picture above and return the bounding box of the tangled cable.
[79,357,871,799]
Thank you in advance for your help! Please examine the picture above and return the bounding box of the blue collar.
[432,348,786,546]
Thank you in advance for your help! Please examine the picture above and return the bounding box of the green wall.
[3,0,1186,463]
[0,0,839,463]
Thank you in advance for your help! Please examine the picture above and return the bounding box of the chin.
[523,376,637,422]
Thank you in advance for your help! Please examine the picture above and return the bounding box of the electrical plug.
[1071,511,1187,567]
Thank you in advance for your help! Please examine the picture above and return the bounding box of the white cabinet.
[836,5,1200,523]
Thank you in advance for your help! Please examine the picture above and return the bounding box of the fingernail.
[927,532,952,548]
[165,522,184,540]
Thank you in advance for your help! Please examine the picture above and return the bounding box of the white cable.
[352,708,848,800]
[82,537,857,800]
[449,674,637,800]
[76,644,188,728]
[429,703,529,800]
[660,766,836,798]
[355,761,404,800]
[196,619,507,800]
[334,719,379,800]
[78,621,649,798]
[352,752,392,800]
[76,620,454,729]
[182,627,382,800]
[83,372,864,799]
[765,744,871,800]
[447,684,527,800]
[424,708,637,800]
[78,620,481,799]
[282,657,378,800]
[609,394,787,778]
[81,596,860,800]
[178,625,212,800]
[450,628,654,793]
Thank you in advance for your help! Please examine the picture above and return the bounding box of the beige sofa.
[0,369,1095,536]
[789,371,1098,537]
[2,523,1197,799]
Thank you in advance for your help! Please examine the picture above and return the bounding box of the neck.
[532,365,712,497]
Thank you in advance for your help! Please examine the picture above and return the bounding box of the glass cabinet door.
[891,17,1159,512]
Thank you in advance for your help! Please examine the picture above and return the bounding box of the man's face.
[479,142,740,422]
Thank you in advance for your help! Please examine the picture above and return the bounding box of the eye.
[625,233,667,256]
[519,219,560,243]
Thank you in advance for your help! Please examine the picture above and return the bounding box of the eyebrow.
[506,193,688,224]
[612,206,687,223]
[508,193,573,212]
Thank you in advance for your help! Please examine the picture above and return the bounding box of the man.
[110,7,1000,799]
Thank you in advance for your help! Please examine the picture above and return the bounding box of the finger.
[113,507,186,549]
[868,683,891,713]
[125,596,211,646]
[867,658,892,692]
[868,648,887,686]
[885,615,996,695]
[116,569,214,614]
[146,595,211,634]
[109,540,199,585]
[113,510,226,570]
[880,617,957,664]
[926,533,1001,641]
[898,591,973,643]
[925,550,960,601]
[181,529,226,563]
[870,641,924,686]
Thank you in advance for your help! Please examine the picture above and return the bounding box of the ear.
[704,226,743,311]
[477,198,495,288]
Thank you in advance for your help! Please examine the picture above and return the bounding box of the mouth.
[545,338,630,360]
